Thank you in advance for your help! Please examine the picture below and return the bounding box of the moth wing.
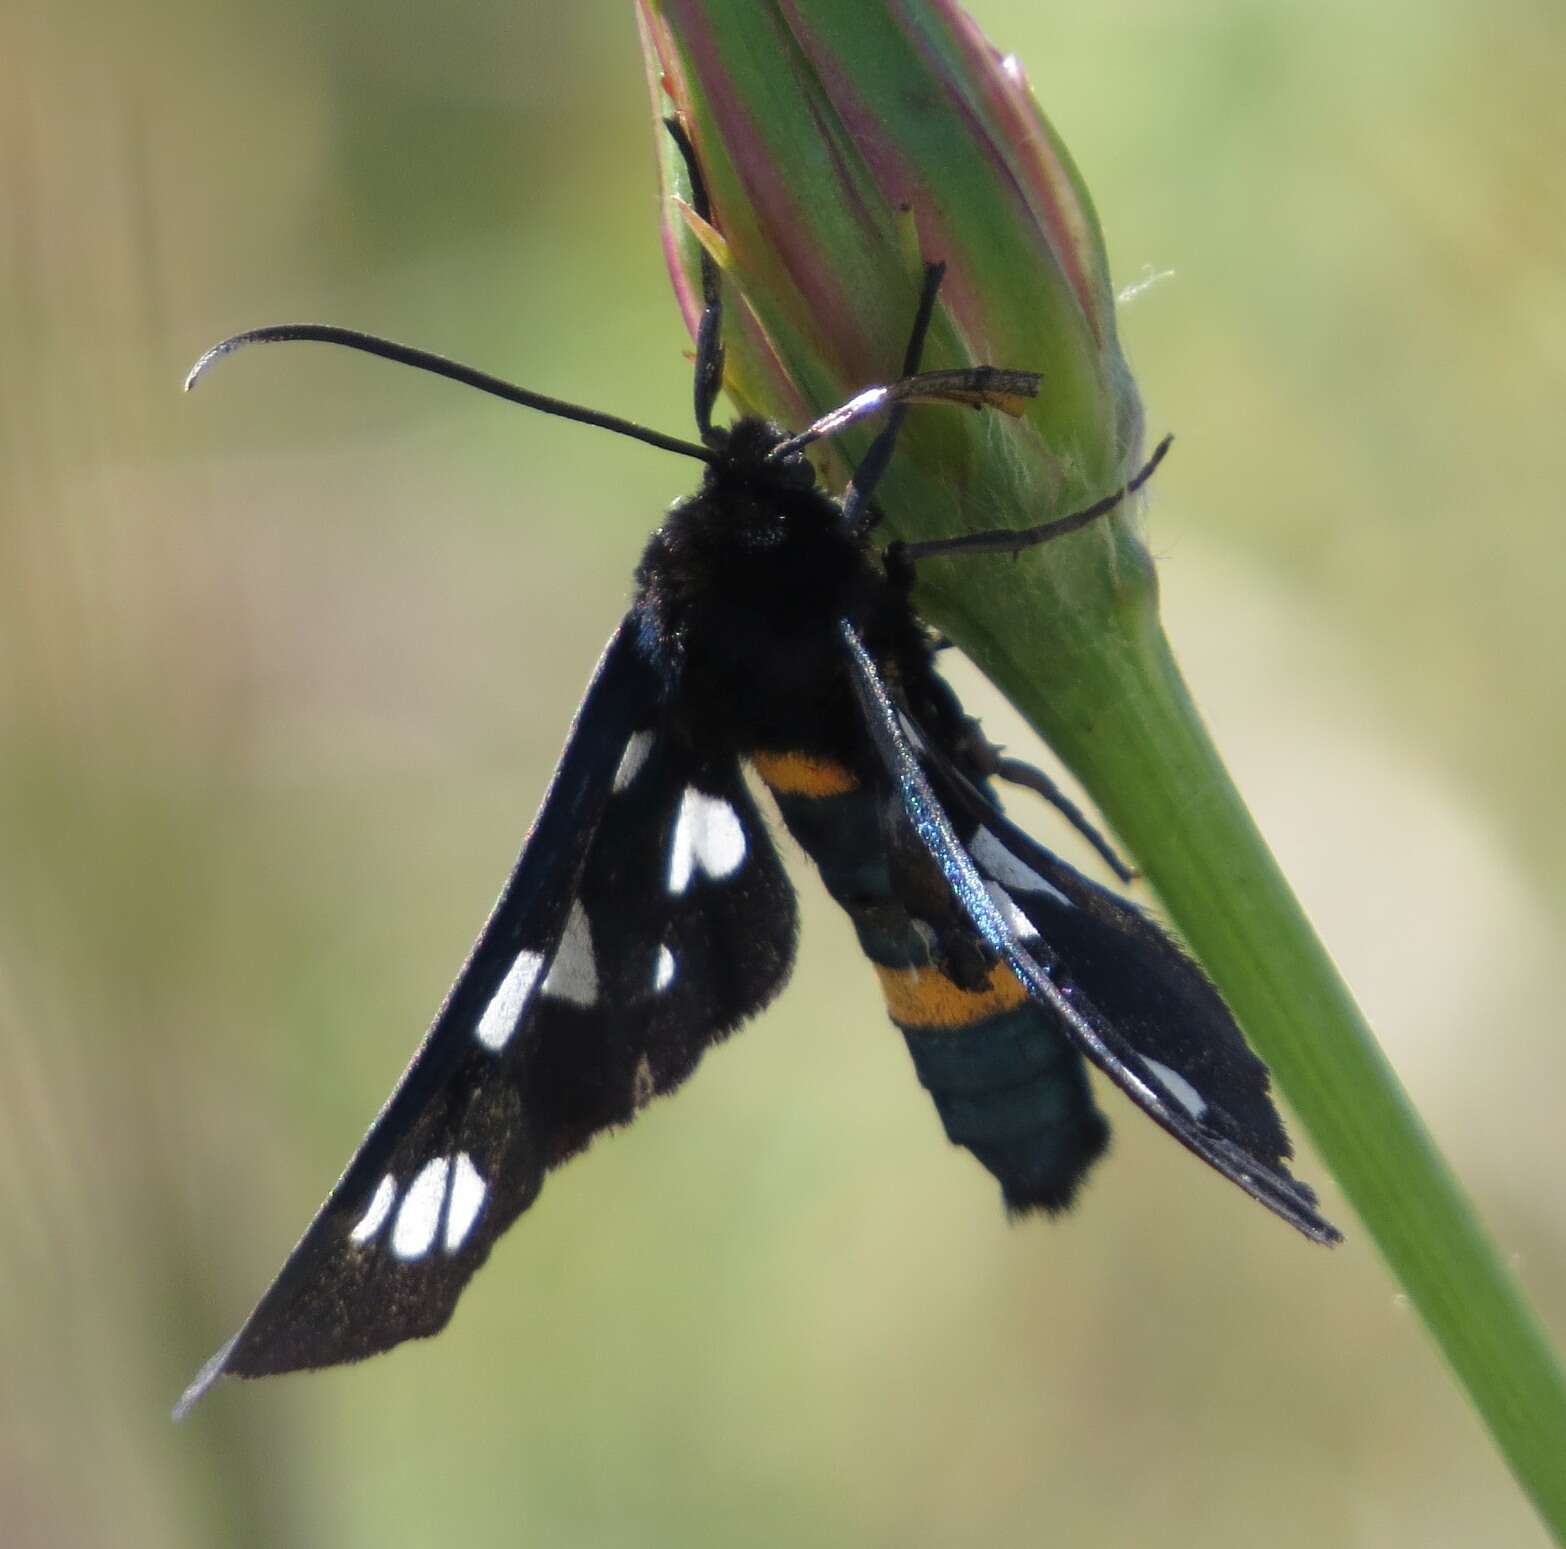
[524,727,797,1171]
[178,621,797,1414]
[839,621,1339,1244]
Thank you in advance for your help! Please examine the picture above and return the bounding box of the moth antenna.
[184,325,716,464]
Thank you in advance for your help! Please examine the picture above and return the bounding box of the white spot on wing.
[542,900,598,1006]
[984,880,1039,940]
[613,730,654,793]
[349,1173,397,1245]
[443,1152,487,1252]
[1143,1056,1209,1120]
[391,1156,451,1259]
[971,826,1072,908]
[476,948,544,1050]
[654,943,675,992]
[668,788,746,893]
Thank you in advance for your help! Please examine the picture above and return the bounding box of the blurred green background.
[4,0,1564,1544]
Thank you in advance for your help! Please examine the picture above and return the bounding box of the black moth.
[177,124,1337,1417]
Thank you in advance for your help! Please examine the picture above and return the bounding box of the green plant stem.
[951,585,1566,1542]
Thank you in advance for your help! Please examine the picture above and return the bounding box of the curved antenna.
[185,325,716,465]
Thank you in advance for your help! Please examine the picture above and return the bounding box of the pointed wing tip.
[1304,1212,1345,1248]
[1265,1176,1343,1247]
[171,1334,240,1422]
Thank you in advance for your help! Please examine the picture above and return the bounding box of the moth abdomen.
[757,740,1114,1212]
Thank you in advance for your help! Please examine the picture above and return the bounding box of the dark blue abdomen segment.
[901,1009,1107,1215]
[757,759,1108,1213]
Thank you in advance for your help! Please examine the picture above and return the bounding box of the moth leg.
[841,261,946,536]
[664,115,725,446]
[894,434,1174,563]
[958,732,1136,885]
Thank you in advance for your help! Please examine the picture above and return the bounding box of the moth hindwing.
[181,203,1336,1415]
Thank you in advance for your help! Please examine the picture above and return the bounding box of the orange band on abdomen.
[873,959,1028,1030]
